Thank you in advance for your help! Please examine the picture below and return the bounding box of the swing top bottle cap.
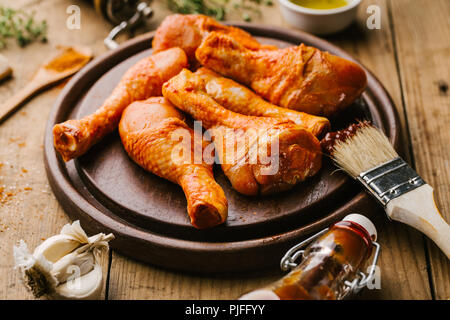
[342,214,377,241]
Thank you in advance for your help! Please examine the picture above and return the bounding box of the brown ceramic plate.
[44,23,400,273]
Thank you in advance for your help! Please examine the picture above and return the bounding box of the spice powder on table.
[44,47,91,73]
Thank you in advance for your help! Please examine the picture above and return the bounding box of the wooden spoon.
[0,54,13,82]
[0,45,92,124]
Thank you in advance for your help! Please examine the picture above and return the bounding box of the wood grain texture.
[107,252,281,300]
[0,0,110,299]
[390,0,450,300]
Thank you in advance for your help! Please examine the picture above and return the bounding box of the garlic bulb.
[13,220,114,300]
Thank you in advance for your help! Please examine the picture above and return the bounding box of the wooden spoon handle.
[386,184,450,259]
[0,82,41,124]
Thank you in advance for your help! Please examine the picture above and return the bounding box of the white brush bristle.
[331,124,398,178]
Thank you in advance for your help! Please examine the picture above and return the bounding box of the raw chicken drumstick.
[163,69,322,196]
[119,97,228,229]
[196,32,367,117]
[152,14,275,65]
[53,47,188,161]
[194,68,330,138]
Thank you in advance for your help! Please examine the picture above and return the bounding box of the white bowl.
[278,0,362,35]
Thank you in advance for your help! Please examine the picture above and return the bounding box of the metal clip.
[280,229,381,299]
[104,2,153,50]
[280,228,329,271]
[339,241,381,299]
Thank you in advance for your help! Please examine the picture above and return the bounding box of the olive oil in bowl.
[289,0,349,10]
[278,0,361,35]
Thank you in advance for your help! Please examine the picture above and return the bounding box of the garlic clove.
[53,262,103,300]
[33,234,82,263]
[33,220,94,263]
[51,249,95,284]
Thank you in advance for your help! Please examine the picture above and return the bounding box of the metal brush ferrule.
[357,157,425,206]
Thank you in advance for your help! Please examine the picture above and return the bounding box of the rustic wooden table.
[0,0,448,300]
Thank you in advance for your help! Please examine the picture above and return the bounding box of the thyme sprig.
[167,0,227,20]
[0,6,47,49]
[166,0,273,22]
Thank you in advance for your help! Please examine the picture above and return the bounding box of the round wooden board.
[44,24,400,273]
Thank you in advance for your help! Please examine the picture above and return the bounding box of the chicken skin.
[196,32,367,116]
[53,47,188,161]
[119,97,228,229]
[162,69,322,196]
[152,14,275,65]
[194,67,330,138]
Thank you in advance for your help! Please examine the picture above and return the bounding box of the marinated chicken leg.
[196,32,367,116]
[119,97,227,229]
[195,68,330,137]
[53,48,188,161]
[163,69,322,196]
[152,14,275,65]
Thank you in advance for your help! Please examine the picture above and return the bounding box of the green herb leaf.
[242,13,251,22]
[0,6,48,50]
[166,0,270,21]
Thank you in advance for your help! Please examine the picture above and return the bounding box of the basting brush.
[322,121,450,258]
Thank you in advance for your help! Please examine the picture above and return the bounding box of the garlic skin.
[13,240,57,298]
[13,221,114,300]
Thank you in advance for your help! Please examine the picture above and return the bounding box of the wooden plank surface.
[0,0,111,299]
[0,0,446,300]
[389,0,450,300]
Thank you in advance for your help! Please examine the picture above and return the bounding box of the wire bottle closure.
[280,227,381,299]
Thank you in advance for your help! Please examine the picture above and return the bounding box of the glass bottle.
[93,0,145,24]
[240,214,379,300]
